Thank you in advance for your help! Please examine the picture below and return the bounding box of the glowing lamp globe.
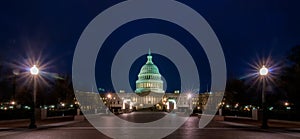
[107,94,112,99]
[30,65,39,75]
[259,65,268,76]
[187,94,192,99]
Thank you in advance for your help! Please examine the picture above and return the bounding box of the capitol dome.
[135,50,164,93]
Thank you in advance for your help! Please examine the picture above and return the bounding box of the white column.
[122,101,125,110]
[166,102,170,110]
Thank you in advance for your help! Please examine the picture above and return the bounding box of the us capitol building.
[76,50,222,113]
[135,50,164,94]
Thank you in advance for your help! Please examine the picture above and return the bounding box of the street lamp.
[187,94,192,99]
[107,94,112,99]
[29,65,39,129]
[259,65,268,129]
[259,65,268,76]
[284,102,289,106]
[30,65,39,75]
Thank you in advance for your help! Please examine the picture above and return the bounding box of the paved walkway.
[0,116,78,137]
[1,114,300,139]
[224,116,300,128]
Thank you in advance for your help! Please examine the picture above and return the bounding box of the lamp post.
[107,94,112,111]
[29,65,39,129]
[259,65,268,129]
[187,94,192,112]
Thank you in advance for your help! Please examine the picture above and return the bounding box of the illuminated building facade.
[135,50,164,93]
[76,51,222,113]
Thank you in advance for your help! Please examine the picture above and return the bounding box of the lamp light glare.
[107,94,112,99]
[30,65,39,75]
[259,65,268,76]
[187,94,192,99]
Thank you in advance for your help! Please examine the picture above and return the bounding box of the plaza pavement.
[0,112,299,139]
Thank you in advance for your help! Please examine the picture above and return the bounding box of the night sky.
[1,1,300,93]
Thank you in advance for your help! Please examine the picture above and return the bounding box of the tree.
[0,59,14,102]
[224,78,250,106]
[280,45,300,108]
[48,75,75,105]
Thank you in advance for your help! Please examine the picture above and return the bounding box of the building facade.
[76,51,222,113]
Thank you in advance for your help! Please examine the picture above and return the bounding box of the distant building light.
[98,88,105,92]
[284,102,289,106]
[119,90,125,93]
[11,101,16,105]
[234,103,239,108]
[286,107,291,110]
[163,98,167,102]
[244,106,250,111]
[269,107,273,111]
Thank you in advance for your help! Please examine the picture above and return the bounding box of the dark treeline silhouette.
[280,45,300,108]
[0,59,14,102]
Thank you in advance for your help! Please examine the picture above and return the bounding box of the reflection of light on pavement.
[85,112,188,138]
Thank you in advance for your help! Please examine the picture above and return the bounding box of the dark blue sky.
[1,1,300,92]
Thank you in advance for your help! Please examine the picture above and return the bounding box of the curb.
[0,119,29,124]
[224,116,300,125]
[269,119,300,125]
